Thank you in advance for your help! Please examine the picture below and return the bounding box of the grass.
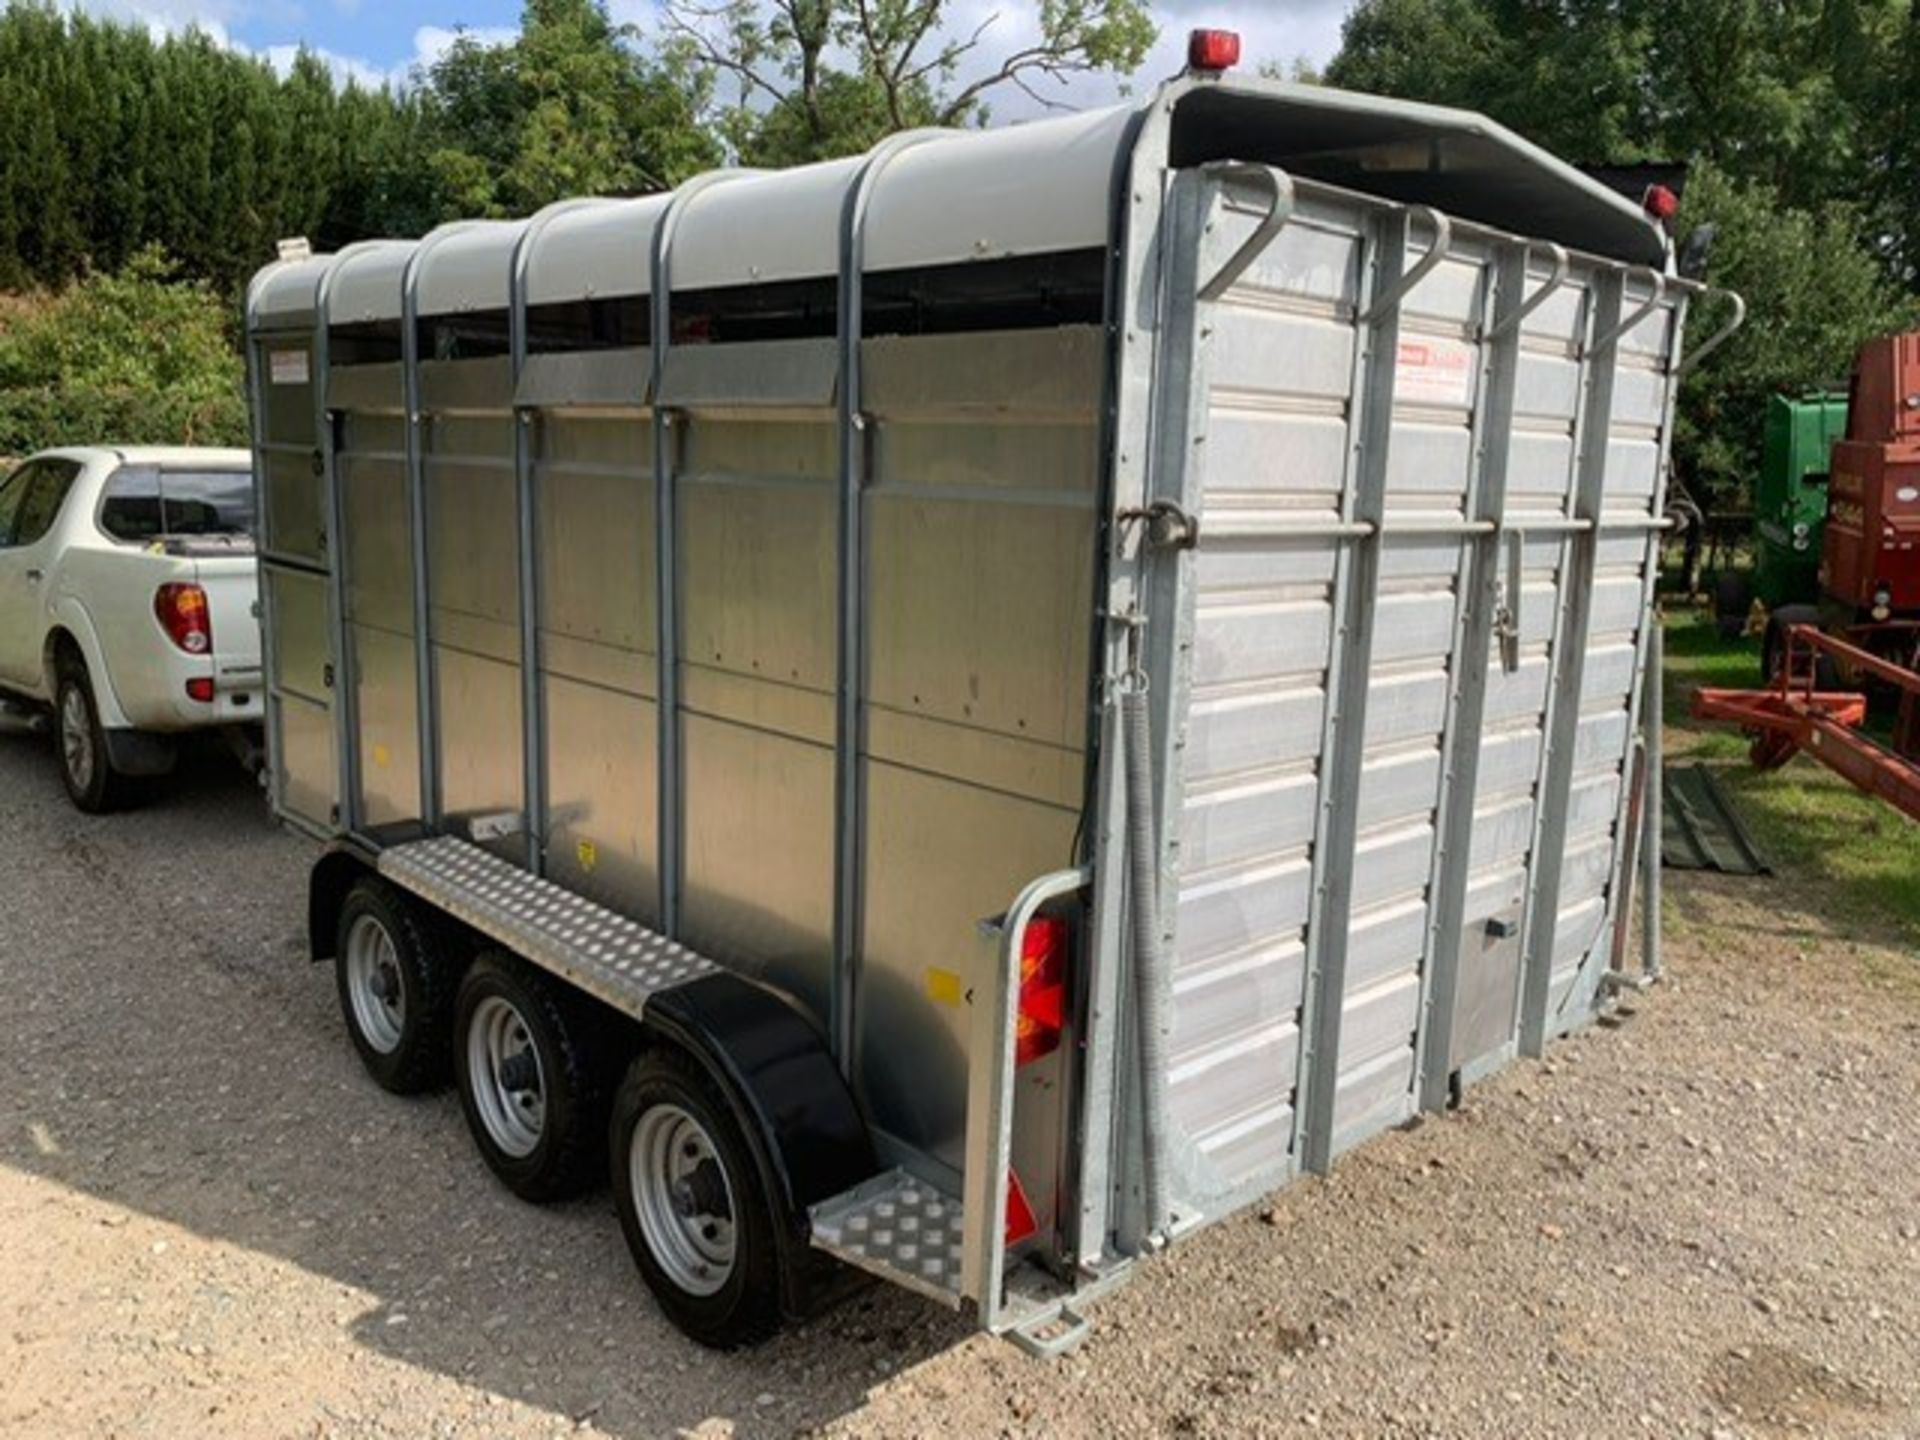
[1662,605,1920,944]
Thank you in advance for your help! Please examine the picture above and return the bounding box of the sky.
[59,0,1351,103]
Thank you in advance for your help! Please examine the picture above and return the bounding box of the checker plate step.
[378,837,718,1016]
[809,1169,965,1308]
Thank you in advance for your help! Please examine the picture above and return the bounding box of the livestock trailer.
[245,64,1741,1352]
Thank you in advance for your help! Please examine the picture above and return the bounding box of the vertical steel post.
[1412,242,1525,1111]
[1293,208,1439,1176]
[1643,616,1664,978]
[241,277,283,823]
[648,172,756,938]
[313,252,360,838]
[508,201,598,878]
[831,132,943,1068]
[1517,268,1628,1056]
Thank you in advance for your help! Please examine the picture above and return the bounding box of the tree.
[0,246,248,452]
[415,0,721,217]
[1672,162,1915,509]
[663,0,1157,166]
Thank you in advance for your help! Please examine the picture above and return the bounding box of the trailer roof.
[249,76,1667,329]
[327,241,417,326]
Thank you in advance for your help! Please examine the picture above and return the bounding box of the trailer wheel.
[334,877,456,1094]
[610,1046,783,1348]
[453,953,602,1203]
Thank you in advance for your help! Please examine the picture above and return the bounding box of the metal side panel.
[351,622,421,828]
[378,835,718,1014]
[262,563,338,833]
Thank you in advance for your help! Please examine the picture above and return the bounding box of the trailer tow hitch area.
[1692,624,1920,821]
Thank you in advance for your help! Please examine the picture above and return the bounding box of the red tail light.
[1188,28,1242,72]
[155,583,212,655]
[1014,914,1069,1067]
[185,676,215,703]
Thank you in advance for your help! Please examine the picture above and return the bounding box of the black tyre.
[1713,570,1753,641]
[334,877,457,1095]
[54,660,129,813]
[453,953,604,1203]
[1763,604,1838,687]
[610,1046,785,1348]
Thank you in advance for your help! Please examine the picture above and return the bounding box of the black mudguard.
[643,973,877,1317]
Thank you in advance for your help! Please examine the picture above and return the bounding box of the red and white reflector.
[1187,27,1242,73]
[1014,914,1069,1067]
[155,582,212,655]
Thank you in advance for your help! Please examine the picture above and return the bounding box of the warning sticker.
[1395,337,1475,408]
[269,349,310,386]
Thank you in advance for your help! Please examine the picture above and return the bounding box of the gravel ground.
[1,713,1916,1439]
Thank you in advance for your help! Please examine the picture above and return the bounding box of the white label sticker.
[269,349,310,386]
[1395,337,1475,408]
[1897,486,1918,503]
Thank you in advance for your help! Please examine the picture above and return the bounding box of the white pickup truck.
[0,446,263,810]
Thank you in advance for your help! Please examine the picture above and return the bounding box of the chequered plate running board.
[378,836,718,1016]
[809,1169,965,1308]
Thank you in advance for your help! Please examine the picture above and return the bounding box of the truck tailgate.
[194,555,263,702]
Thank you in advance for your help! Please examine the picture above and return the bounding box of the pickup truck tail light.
[184,676,215,703]
[155,582,212,655]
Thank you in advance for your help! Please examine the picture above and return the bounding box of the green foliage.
[1673,163,1917,507]
[415,0,720,215]
[0,247,247,453]
[1327,0,1918,512]
[665,0,1157,167]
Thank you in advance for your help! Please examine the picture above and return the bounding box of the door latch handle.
[24,567,43,583]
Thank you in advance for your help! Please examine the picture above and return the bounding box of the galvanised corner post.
[831,130,946,1069]
[648,170,758,940]
[1294,206,1450,1177]
[313,243,383,841]
[509,200,603,879]
[242,267,285,825]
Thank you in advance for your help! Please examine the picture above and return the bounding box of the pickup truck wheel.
[611,1047,784,1348]
[334,878,455,1094]
[55,664,127,813]
[453,954,603,1203]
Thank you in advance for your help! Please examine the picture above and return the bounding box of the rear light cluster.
[155,582,212,655]
[1006,912,1073,1247]
[1014,915,1070,1067]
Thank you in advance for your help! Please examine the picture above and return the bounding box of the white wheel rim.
[630,1103,736,1297]
[61,687,93,793]
[344,913,406,1054]
[467,995,545,1159]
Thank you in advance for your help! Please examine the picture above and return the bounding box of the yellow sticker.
[371,743,391,769]
[576,839,598,873]
[925,967,963,1007]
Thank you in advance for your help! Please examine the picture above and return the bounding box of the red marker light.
[1187,28,1242,73]
[1643,184,1679,221]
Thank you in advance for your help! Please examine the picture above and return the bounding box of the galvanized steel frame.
[1516,266,1631,1056]
[509,200,606,878]
[1410,241,1549,1111]
[832,131,947,1068]
[1290,206,1417,1177]
[400,224,487,831]
[647,171,759,940]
